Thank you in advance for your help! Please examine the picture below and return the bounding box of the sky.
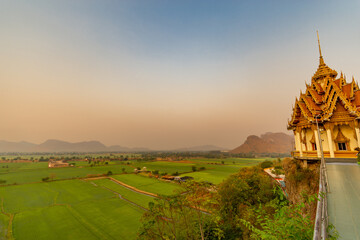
[1,0,360,150]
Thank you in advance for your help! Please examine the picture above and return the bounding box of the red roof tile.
[342,84,352,99]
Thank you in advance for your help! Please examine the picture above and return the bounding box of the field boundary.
[6,213,14,240]
[85,176,159,198]
[109,177,159,197]
[85,177,159,198]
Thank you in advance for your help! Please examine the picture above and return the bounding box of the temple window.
[334,126,350,151]
[312,143,317,151]
[337,142,347,151]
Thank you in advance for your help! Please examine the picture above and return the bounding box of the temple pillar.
[314,129,321,158]
[326,128,335,158]
[294,135,298,152]
[295,131,303,157]
[300,130,307,152]
[355,127,360,148]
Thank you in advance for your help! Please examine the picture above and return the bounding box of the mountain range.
[0,139,150,153]
[0,140,227,153]
[0,132,292,153]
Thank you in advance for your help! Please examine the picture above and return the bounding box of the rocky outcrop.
[230,132,293,154]
[283,158,319,220]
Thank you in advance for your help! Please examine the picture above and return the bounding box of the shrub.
[42,177,50,182]
[260,160,273,169]
[192,166,197,172]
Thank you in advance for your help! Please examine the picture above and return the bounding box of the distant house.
[161,175,176,180]
[174,176,194,182]
[48,160,69,168]
[134,166,149,173]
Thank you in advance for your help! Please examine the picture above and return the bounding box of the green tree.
[260,160,273,169]
[138,181,216,240]
[217,166,276,239]
[241,199,316,239]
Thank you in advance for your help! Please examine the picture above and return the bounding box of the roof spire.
[317,31,324,65]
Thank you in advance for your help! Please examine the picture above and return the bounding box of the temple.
[287,33,360,161]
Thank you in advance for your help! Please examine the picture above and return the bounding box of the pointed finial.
[317,31,324,65]
[340,71,343,78]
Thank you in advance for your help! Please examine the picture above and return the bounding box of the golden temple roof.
[287,33,360,130]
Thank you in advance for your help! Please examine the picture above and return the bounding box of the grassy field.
[188,157,266,164]
[0,164,135,185]
[71,198,144,240]
[179,159,264,184]
[0,213,9,239]
[132,158,264,184]
[0,157,266,239]
[1,180,114,214]
[179,165,245,184]
[0,157,263,185]
[0,153,141,161]
[12,205,100,240]
[1,179,145,239]
[132,161,199,175]
[112,174,183,195]
[0,162,49,173]
[1,183,56,213]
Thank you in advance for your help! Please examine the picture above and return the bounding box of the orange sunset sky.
[1,1,360,149]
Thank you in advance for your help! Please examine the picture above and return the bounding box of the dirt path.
[84,176,158,198]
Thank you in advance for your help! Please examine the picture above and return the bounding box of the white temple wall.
[341,125,357,151]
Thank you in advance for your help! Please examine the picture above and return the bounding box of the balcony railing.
[292,150,357,159]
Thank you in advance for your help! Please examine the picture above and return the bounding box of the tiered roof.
[287,38,360,130]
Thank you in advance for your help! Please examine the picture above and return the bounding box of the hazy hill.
[230,132,293,154]
[0,140,37,152]
[0,140,150,153]
[34,140,108,152]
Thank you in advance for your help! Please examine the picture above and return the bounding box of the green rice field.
[180,164,262,184]
[91,178,155,208]
[0,213,9,239]
[0,157,265,239]
[111,174,183,195]
[0,164,135,185]
[1,179,145,239]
